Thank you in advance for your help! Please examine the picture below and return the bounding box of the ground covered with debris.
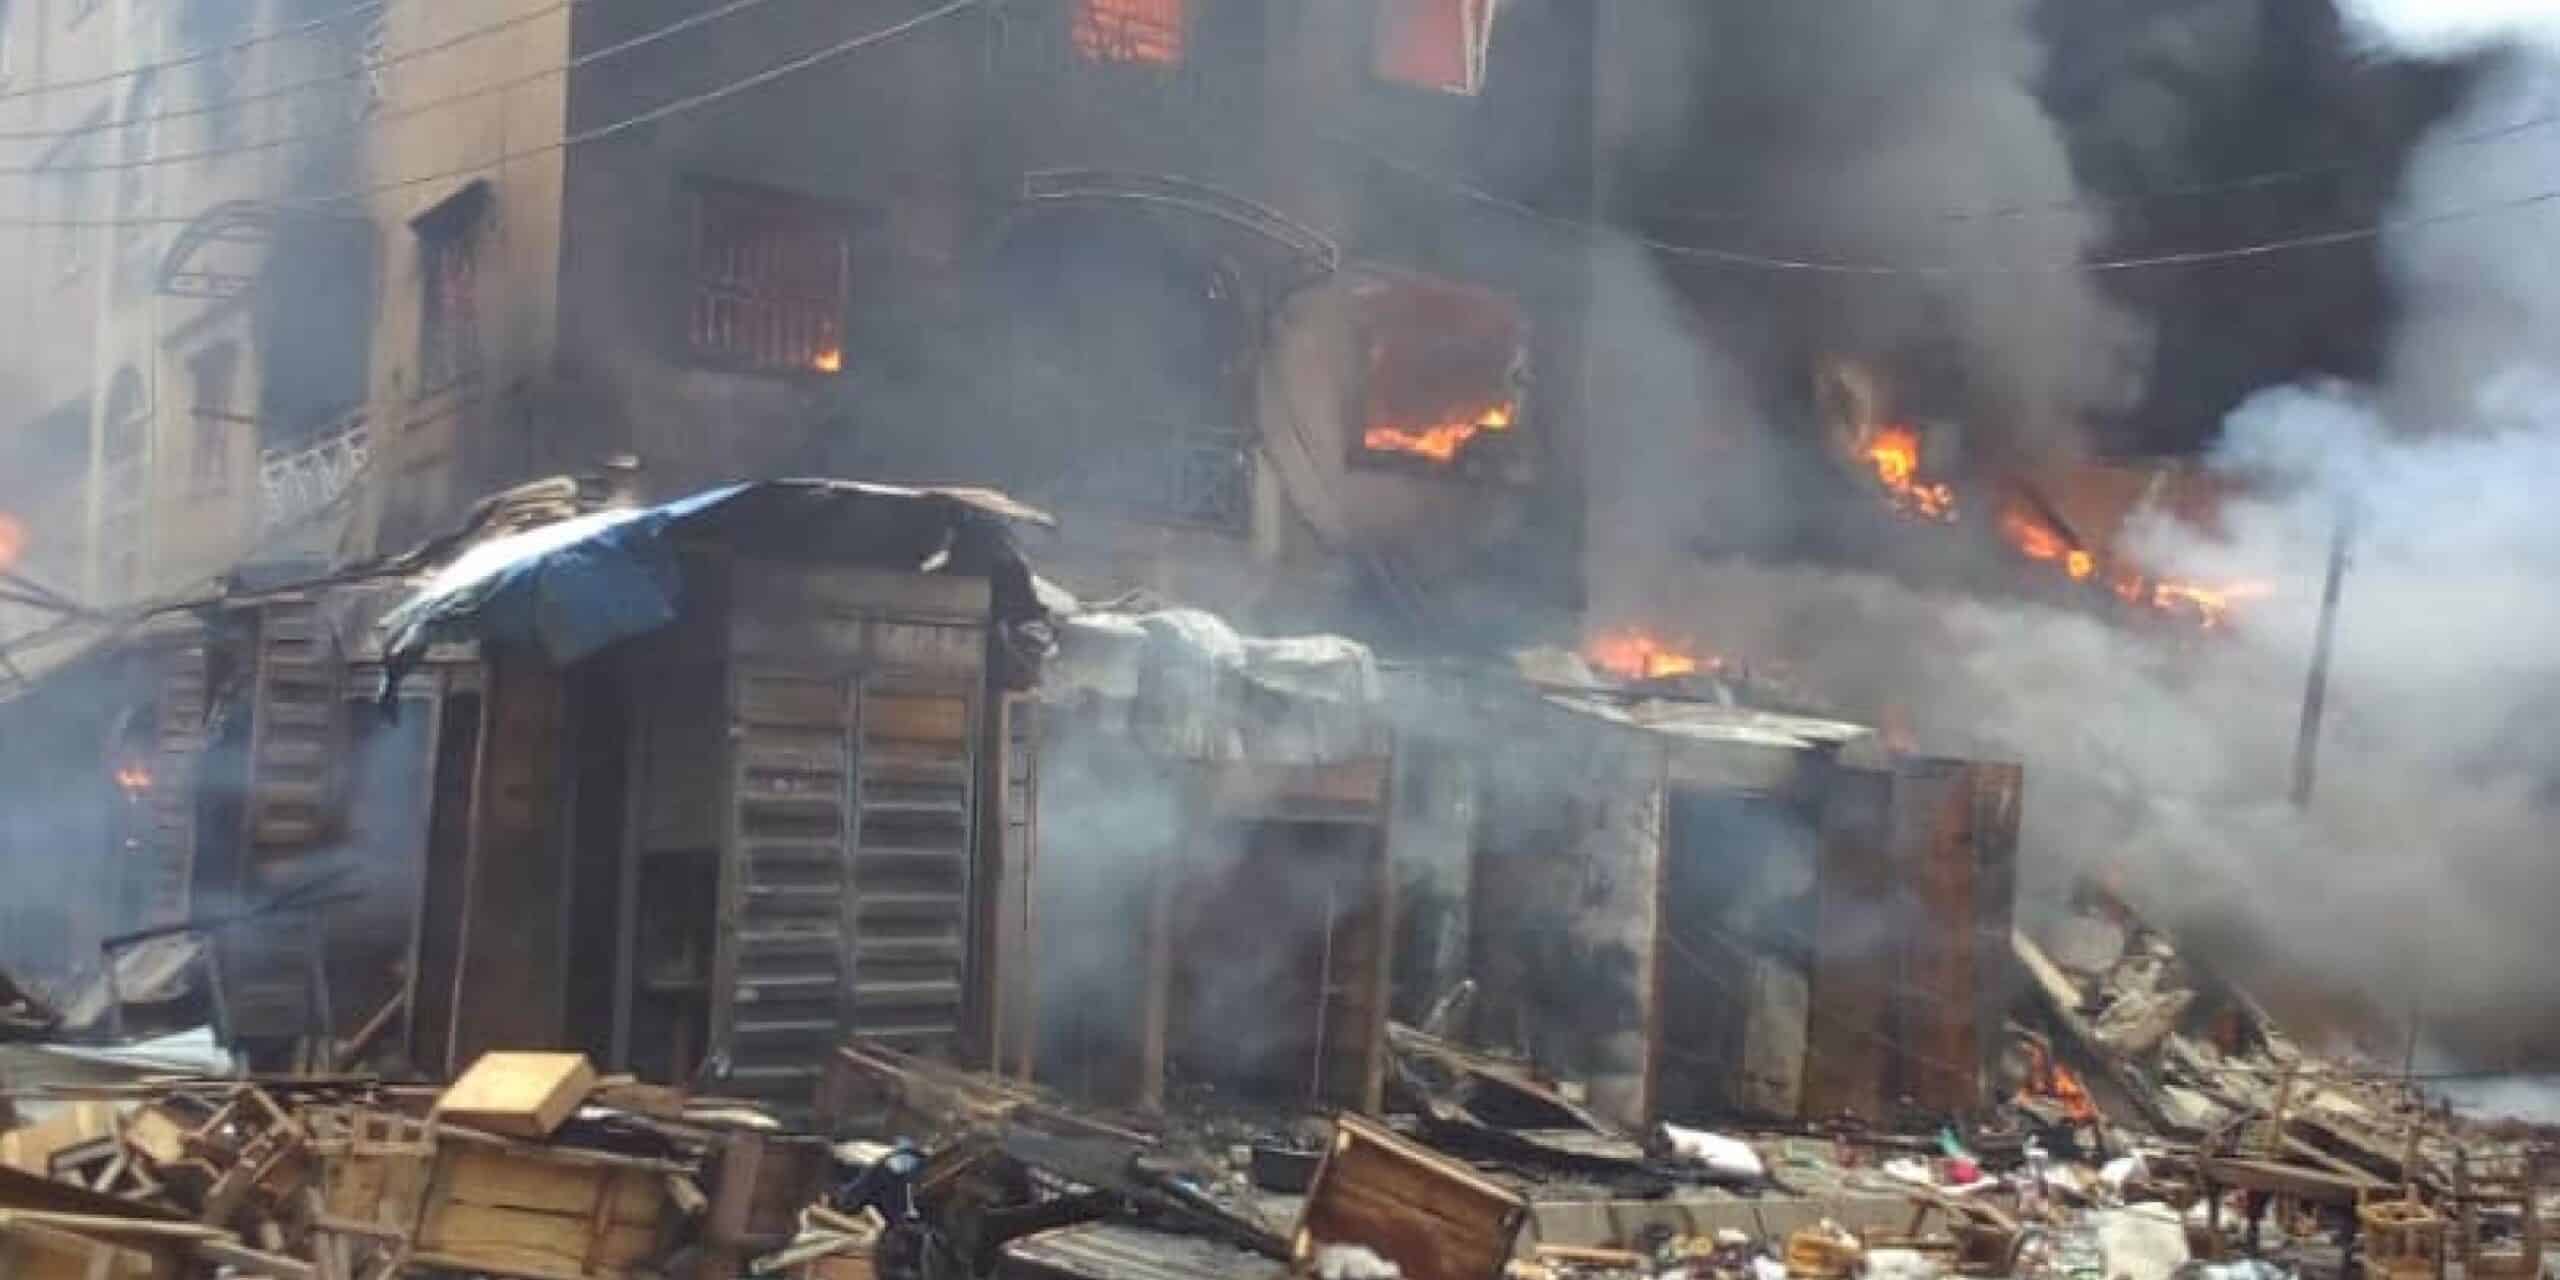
[2,892,2553,1280]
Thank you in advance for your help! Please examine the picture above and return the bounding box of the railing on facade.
[257,410,371,534]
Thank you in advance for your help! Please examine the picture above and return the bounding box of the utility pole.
[2290,505,2355,808]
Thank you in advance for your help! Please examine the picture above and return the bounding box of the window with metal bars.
[415,183,488,392]
[1373,0,1496,95]
[1071,0,1186,66]
[687,181,849,376]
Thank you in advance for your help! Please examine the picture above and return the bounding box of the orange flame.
[1586,627,1715,681]
[811,347,843,374]
[2020,1039,2098,1124]
[2150,578,2271,629]
[1365,401,1515,464]
[1999,503,2096,581]
[0,512,22,571]
[1859,424,1957,522]
[114,765,151,794]
[2000,499,2268,628]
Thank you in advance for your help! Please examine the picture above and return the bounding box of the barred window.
[688,181,848,375]
[415,183,489,391]
[1374,0,1496,96]
[1072,0,1186,66]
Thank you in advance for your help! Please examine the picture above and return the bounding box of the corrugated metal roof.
[1000,1223,1288,1280]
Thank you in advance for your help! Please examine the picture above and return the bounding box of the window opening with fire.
[415,183,489,392]
[1072,0,1187,66]
[1373,0,1499,96]
[687,181,849,376]
[1351,273,1528,474]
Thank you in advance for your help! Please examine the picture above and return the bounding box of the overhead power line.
[0,0,799,176]
[0,0,387,105]
[1338,130,2560,277]
[0,0,569,146]
[1643,103,2560,234]
[0,0,982,230]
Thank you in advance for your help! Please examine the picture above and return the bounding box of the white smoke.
[2337,0,2560,58]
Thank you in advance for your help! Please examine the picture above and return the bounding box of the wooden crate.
[436,1053,598,1140]
[411,1129,676,1280]
[1293,1113,1525,1280]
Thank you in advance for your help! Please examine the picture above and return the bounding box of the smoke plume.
[1644,0,2149,455]
[1599,24,2560,1061]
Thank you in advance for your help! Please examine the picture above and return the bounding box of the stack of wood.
[0,1049,848,1280]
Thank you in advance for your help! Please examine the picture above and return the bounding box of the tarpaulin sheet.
[1045,606,1385,763]
[378,478,1053,683]
[379,486,735,674]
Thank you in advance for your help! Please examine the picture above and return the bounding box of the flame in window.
[1363,401,1515,464]
[0,512,22,571]
[1073,0,1186,66]
[812,347,843,374]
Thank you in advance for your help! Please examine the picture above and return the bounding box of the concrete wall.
[357,0,572,553]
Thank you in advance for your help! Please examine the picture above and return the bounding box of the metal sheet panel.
[1803,763,1894,1121]
[1967,761,2023,1107]
[1892,760,1977,1114]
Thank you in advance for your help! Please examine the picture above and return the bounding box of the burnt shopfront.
[0,479,1050,1105]
[1389,668,2023,1129]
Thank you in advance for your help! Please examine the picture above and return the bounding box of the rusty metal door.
[717,667,978,1100]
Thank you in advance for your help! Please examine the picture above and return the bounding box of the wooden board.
[413,1142,670,1280]
[0,1103,126,1174]
[436,1052,596,1139]
[1293,1112,1526,1280]
[0,1220,159,1280]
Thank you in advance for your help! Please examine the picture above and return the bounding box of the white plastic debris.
[1882,1156,1939,1186]
[2101,1152,2150,1194]
[1657,1122,1767,1180]
[1751,1255,1790,1280]
[2094,1203,2192,1280]
[1866,1247,1944,1280]
[1313,1243,1402,1280]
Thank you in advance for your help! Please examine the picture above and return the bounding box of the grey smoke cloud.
[1586,21,2560,1059]
[1676,0,2150,451]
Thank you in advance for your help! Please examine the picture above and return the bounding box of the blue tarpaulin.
[380,484,742,672]
[377,479,1052,692]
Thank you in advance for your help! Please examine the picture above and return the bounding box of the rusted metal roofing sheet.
[1001,1222,1288,1280]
